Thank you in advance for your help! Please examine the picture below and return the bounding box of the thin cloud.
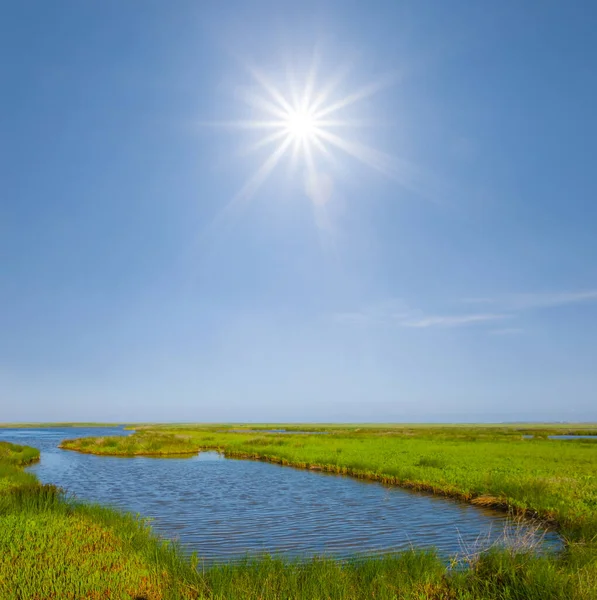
[333,306,508,329]
[403,313,509,328]
[335,288,597,331]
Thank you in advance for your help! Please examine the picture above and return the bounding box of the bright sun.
[285,110,317,140]
[213,58,400,214]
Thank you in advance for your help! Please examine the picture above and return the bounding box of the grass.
[0,440,40,466]
[3,425,597,598]
[0,484,196,599]
[66,425,597,540]
[0,441,40,493]
[60,432,201,456]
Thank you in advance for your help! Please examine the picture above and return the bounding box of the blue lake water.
[0,427,561,562]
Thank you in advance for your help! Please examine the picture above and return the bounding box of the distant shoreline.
[2,421,597,429]
[0,423,125,429]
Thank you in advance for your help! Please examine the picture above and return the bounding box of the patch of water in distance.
[523,434,597,440]
[224,429,329,435]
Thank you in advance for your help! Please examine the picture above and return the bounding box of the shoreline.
[60,442,560,533]
[3,431,597,598]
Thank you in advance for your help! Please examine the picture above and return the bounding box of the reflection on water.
[0,427,560,562]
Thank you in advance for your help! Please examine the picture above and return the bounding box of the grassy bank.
[64,425,597,540]
[1,485,596,599]
[0,441,201,599]
[0,441,40,493]
[4,426,597,598]
[60,432,201,456]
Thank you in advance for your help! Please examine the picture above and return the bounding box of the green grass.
[0,440,40,466]
[60,432,201,456]
[0,441,40,493]
[69,425,597,540]
[4,425,597,598]
[0,484,198,599]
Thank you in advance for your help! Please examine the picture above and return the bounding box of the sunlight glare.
[285,109,317,140]
[210,57,409,224]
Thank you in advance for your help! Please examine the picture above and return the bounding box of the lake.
[0,426,560,562]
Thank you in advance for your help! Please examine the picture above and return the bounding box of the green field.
[60,432,201,456]
[2,425,597,598]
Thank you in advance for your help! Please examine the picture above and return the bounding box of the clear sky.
[2,1,596,422]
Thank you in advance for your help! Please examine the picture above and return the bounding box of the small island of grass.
[59,432,201,456]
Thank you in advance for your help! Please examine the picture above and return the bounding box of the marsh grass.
[120,425,597,541]
[4,426,597,598]
[453,516,551,572]
[60,432,201,456]
[0,440,40,466]
[0,484,192,599]
[0,441,40,492]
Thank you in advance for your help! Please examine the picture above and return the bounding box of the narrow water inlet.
[1,427,562,563]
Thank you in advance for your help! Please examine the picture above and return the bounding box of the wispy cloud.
[335,288,597,332]
[333,305,508,329]
[403,314,509,328]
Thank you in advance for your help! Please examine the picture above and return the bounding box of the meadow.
[1,425,597,599]
[60,432,201,456]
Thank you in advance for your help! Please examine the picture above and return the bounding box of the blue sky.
[2,1,596,422]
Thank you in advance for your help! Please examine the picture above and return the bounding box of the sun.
[208,57,405,218]
[285,109,317,141]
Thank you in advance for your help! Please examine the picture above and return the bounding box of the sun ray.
[225,136,294,216]
[206,55,416,230]
[312,72,397,120]
[308,63,352,115]
[210,119,287,130]
[315,128,397,177]
[315,128,438,200]
[246,65,295,114]
[238,129,289,156]
[314,118,379,128]
[301,52,320,111]
[239,91,290,121]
